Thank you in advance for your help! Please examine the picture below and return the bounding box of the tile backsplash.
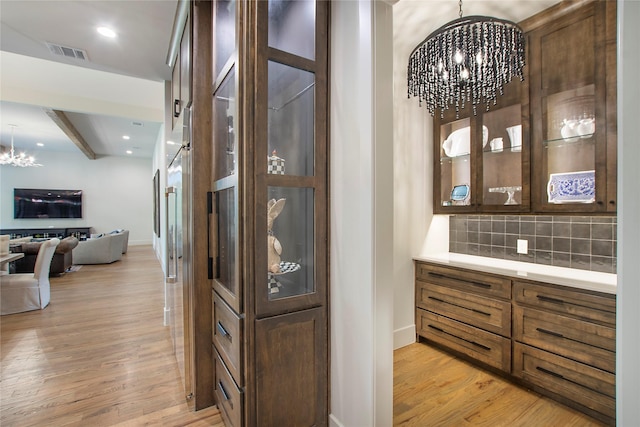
[449,215,617,274]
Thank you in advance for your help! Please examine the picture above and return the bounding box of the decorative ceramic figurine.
[267,198,286,273]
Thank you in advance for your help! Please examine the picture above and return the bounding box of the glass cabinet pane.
[268,61,315,177]
[214,0,236,78]
[266,186,314,300]
[215,187,238,297]
[543,85,596,204]
[482,105,523,206]
[440,118,471,207]
[268,0,315,60]
[213,68,236,181]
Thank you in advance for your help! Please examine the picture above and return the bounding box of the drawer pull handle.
[537,295,565,305]
[536,366,564,379]
[428,296,491,317]
[470,281,491,289]
[427,324,491,351]
[217,321,232,341]
[218,380,233,408]
[536,327,564,338]
[427,272,492,289]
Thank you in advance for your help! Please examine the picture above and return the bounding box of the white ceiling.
[0,0,560,161]
[0,0,178,159]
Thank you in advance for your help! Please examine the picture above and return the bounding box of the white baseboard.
[329,413,345,427]
[393,324,416,350]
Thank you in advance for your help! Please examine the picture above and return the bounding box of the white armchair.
[1,238,60,315]
[72,233,126,264]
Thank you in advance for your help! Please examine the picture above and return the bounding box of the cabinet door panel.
[513,280,616,327]
[415,261,511,299]
[513,342,615,419]
[417,309,511,372]
[255,307,327,426]
[215,349,243,427]
[513,306,615,373]
[417,281,511,337]
[212,291,244,385]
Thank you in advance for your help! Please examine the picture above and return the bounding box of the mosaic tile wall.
[449,215,617,274]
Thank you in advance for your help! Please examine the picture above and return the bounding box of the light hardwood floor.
[1,245,223,427]
[2,245,607,426]
[394,342,607,426]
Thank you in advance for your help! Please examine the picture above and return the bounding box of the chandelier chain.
[459,0,463,18]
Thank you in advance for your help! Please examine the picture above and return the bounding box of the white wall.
[616,0,640,423]
[330,1,393,426]
[0,150,153,245]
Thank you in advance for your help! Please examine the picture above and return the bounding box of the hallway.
[0,245,223,426]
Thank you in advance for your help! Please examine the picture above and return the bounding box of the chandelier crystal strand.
[408,5,525,118]
[0,125,42,167]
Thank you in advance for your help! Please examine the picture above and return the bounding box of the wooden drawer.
[513,280,616,327]
[215,349,244,427]
[212,291,244,386]
[416,308,511,372]
[513,306,615,373]
[416,281,511,337]
[415,261,511,299]
[513,342,615,420]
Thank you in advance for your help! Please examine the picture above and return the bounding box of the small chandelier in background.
[0,124,43,167]
[408,0,526,118]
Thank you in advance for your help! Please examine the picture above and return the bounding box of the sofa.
[72,232,127,264]
[12,236,79,276]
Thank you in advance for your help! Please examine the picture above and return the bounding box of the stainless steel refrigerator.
[165,104,194,406]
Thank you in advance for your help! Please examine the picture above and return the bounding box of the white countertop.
[414,253,617,295]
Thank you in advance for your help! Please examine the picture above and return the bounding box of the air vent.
[46,42,88,61]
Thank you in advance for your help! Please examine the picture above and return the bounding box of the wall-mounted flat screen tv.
[14,188,83,219]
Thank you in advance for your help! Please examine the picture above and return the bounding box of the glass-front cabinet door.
[212,0,241,313]
[433,83,529,214]
[256,0,327,317]
[438,117,472,209]
[529,0,616,213]
[481,104,527,209]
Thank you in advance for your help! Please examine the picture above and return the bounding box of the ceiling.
[0,0,179,160]
[0,0,560,162]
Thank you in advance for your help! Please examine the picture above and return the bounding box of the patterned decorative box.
[267,150,285,175]
[547,170,595,203]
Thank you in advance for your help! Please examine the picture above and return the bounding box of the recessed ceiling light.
[126,150,133,155]
[37,142,44,147]
[97,26,117,38]
[122,135,130,140]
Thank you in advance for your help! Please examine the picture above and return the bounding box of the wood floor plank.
[2,245,610,426]
[394,342,607,426]
[1,245,223,427]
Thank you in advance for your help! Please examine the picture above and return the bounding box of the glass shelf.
[543,134,595,148]
[440,153,470,163]
[482,146,523,155]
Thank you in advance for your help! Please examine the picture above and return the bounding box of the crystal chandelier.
[407,0,526,118]
[0,125,42,167]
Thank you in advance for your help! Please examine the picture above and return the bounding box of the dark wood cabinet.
[415,259,616,424]
[526,0,617,213]
[210,1,329,425]
[433,0,617,215]
[433,81,530,214]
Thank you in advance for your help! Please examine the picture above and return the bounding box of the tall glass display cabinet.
[527,0,616,213]
[209,1,329,426]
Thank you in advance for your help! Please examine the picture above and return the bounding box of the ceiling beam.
[43,108,96,160]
